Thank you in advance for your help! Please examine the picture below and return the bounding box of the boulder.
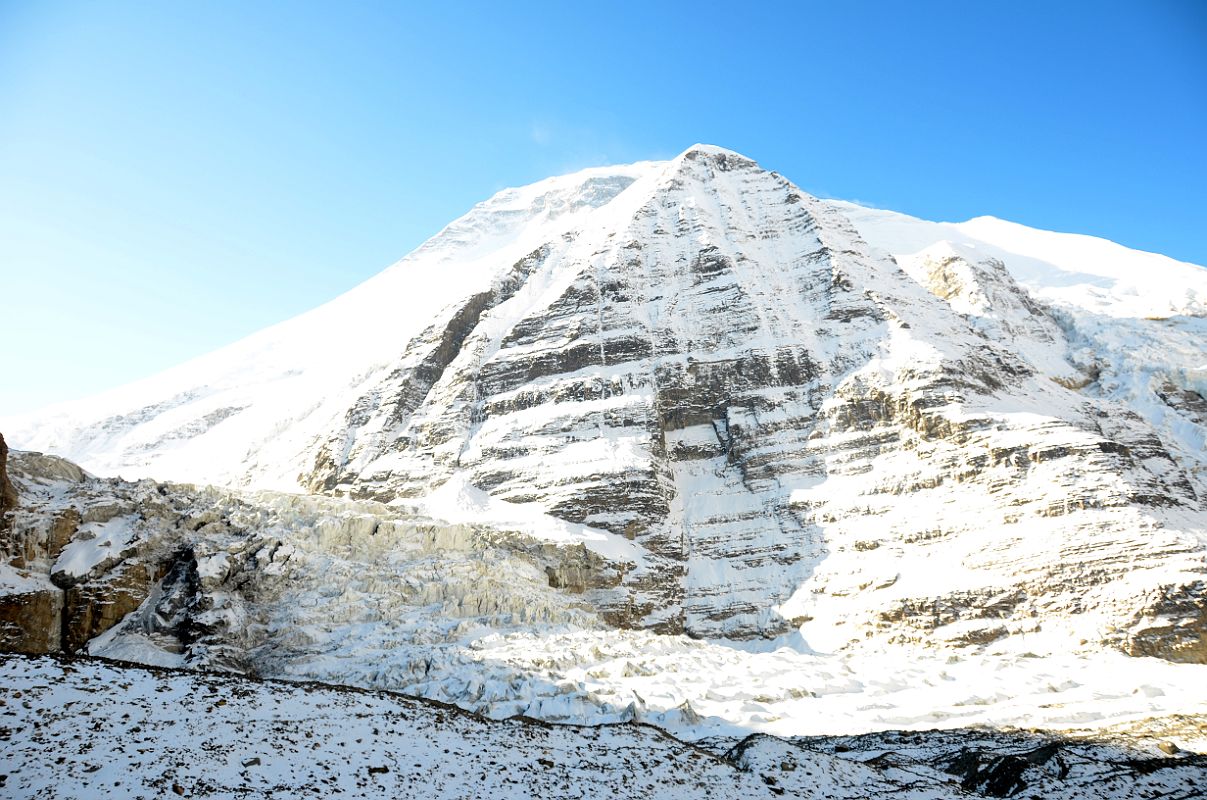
[0,585,62,653]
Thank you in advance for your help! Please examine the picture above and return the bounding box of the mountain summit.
[4,146,1206,656]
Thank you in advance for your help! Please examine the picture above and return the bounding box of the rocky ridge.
[0,433,17,522]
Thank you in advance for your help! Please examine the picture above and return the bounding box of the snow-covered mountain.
[4,145,1206,662]
[4,147,1207,800]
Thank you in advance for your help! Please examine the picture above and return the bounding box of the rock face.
[2,146,1206,660]
[0,435,61,655]
[0,585,61,654]
[0,433,17,522]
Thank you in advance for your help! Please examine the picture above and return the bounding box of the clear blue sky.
[1,0,1204,414]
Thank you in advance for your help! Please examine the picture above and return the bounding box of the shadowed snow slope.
[3,145,1206,656]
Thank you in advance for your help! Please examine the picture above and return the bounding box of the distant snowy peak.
[834,196,1206,483]
[830,200,1207,319]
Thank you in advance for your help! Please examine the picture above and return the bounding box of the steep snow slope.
[4,145,1206,655]
[2,162,661,488]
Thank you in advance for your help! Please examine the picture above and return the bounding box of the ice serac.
[299,145,1206,652]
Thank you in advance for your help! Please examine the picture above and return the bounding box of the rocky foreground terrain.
[3,653,1205,800]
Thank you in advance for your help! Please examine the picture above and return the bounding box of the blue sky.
[1,0,1204,414]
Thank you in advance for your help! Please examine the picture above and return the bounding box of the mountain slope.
[3,145,1206,658]
[834,200,1207,500]
[2,161,662,489]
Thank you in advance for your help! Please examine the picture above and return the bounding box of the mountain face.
[3,146,1206,662]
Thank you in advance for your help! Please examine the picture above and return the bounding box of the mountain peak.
[678,142,747,157]
[673,143,759,170]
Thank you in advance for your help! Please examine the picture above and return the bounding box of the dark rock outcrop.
[0,432,17,523]
[711,727,1207,800]
[0,586,61,653]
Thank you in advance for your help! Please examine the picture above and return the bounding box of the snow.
[0,654,785,800]
[0,560,51,594]
[195,552,229,580]
[5,653,1200,800]
[51,514,139,579]
[415,473,645,565]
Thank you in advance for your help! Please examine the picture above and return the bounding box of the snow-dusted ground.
[3,653,1203,800]
[0,653,786,800]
